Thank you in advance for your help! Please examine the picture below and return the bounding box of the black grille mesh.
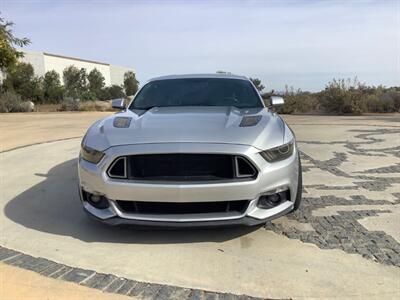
[108,154,257,181]
[129,154,233,181]
[116,200,249,214]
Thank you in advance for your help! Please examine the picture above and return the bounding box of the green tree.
[123,71,139,96]
[43,70,64,103]
[63,65,88,99]
[88,68,105,99]
[101,85,125,100]
[250,77,265,92]
[0,15,30,71]
[2,62,43,102]
[30,76,44,103]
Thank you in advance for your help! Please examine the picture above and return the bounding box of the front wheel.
[292,154,303,212]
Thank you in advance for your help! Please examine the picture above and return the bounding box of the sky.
[1,0,399,92]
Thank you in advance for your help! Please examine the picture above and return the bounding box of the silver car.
[78,74,302,227]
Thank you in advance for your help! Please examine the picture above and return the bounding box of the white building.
[19,51,134,86]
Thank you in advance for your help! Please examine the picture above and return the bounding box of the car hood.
[84,106,286,151]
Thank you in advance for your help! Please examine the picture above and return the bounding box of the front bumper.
[78,142,300,227]
[82,200,294,228]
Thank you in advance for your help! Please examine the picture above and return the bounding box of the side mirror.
[112,98,125,110]
[270,96,284,107]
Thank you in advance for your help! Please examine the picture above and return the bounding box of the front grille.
[107,157,126,178]
[130,154,234,181]
[116,200,250,215]
[107,153,257,182]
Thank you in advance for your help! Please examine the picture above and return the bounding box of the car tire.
[292,154,303,212]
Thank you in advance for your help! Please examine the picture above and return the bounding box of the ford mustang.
[78,74,302,227]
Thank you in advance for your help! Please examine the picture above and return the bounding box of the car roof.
[148,73,249,82]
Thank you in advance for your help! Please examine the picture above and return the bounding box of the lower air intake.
[116,200,250,215]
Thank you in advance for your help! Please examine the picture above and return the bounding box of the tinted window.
[130,78,263,109]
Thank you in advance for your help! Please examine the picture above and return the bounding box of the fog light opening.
[268,194,280,204]
[82,190,110,209]
[90,194,101,203]
[257,190,290,209]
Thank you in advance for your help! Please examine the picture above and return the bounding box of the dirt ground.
[0,263,133,300]
[0,112,110,152]
[1,112,398,152]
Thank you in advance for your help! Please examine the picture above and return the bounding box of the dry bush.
[36,104,60,112]
[319,78,364,115]
[0,92,30,112]
[79,100,113,111]
[55,99,113,112]
[381,91,400,112]
[58,97,80,111]
[20,101,35,112]
[276,87,320,114]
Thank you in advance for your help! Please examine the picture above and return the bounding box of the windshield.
[129,78,263,109]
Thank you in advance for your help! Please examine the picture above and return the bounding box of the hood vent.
[239,115,261,127]
[113,117,132,128]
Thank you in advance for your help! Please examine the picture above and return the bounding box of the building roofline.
[43,52,110,66]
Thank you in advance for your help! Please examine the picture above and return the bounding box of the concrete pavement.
[0,113,399,299]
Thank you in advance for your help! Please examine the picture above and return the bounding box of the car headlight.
[260,140,294,162]
[80,144,105,164]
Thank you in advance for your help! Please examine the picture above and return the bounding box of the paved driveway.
[0,113,399,299]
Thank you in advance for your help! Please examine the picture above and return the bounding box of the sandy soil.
[0,112,111,152]
[0,263,132,300]
[1,112,398,152]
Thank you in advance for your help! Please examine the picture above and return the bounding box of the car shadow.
[4,158,259,244]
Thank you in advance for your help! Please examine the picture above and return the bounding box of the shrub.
[59,97,80,111]
[390,91,400,111]
[319,78,365,114]
[88,68,105,99]
[63,66,88,99]
[80,90,96,101]
[57,98,113,112]
[20,101,35,112]
[43,70,64,103]
[2,62,44,102]
[79,100,112,111]
[0,91,28,112]
[364,94,382,112]
[100,84,125,100]
[123,71,139,96]
[276,87,319,114]
[250,77,265,92]
[381,91,400,112]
